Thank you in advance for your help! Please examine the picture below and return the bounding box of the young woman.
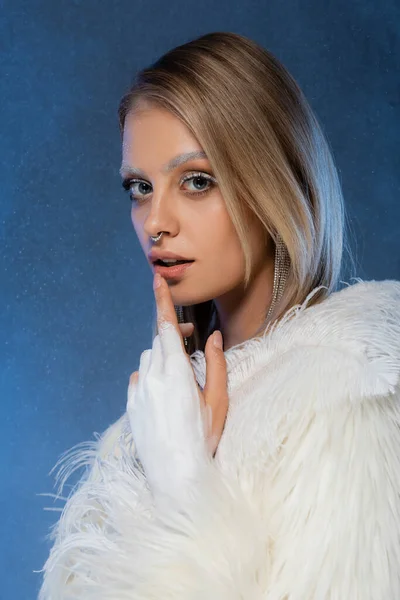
[38,32,400,599]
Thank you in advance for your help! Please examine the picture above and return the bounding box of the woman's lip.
[152,261,195,280]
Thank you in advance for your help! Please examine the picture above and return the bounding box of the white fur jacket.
[37,278,400,599]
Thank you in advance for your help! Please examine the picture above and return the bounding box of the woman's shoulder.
[278,277,400,407]
[282,277,398,352]
[326,277,400,315]
[313,278,400,371]
[240,278,400,411]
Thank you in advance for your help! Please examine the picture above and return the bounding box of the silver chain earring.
[265,233,290,322]
[175,305,189,349]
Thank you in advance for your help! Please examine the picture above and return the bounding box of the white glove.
[127,322,212,508]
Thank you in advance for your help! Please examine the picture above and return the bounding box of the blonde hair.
[117,31,356,354]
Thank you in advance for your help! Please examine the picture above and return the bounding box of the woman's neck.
[213,260,274,351]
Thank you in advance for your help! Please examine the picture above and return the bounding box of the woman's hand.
[126,273,228,502]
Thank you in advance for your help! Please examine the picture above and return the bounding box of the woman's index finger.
[153,273,185,354]
[153,274,177,327]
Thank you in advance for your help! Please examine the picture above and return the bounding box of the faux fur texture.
[36,279,400,599]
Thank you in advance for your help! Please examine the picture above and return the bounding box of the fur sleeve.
[37,411,269,600]
[261,350,400,599]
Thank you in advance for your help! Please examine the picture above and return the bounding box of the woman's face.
[120,104,270,308]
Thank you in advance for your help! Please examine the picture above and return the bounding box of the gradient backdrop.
[1,1,399,597]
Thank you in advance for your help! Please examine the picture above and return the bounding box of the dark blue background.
[1,1,398,597]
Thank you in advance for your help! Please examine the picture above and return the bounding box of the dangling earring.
[175,304,189,349]
[266,233,290,322]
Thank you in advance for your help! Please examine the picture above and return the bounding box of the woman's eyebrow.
[119,150,208,179]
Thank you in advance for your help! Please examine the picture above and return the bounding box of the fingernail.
[213,330,223,349]
[153,273,162,290]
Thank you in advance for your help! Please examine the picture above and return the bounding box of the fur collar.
[190,279,400,398]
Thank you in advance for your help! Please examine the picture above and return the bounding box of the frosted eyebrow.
[119,151,208,179]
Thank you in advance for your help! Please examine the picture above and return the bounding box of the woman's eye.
[122,172,216,203]
[182,174,215,194]
[127,180,151,201]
